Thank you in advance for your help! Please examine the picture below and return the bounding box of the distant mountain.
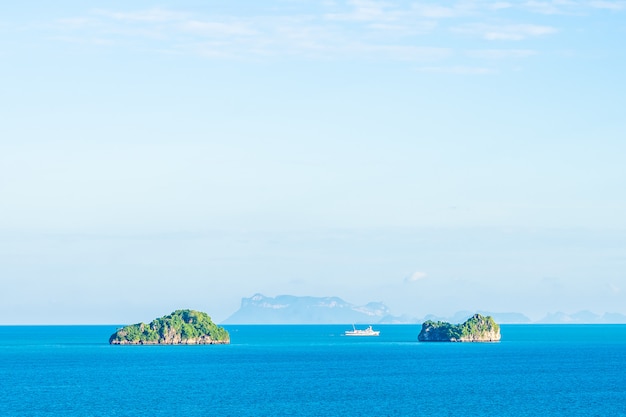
[538,311,626,324]
[222,295,626,324]
[478,311,532,324]
[378,314,421,324]
[222,294,391,324]
[601,312,626,323]
[422,311,531,324]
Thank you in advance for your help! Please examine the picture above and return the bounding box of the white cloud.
[366,45,451,61]
[466,49,537,59]
[367,21,438,34]
[181,20,257,37]
[94,8,188,23]
[51,7,451,62]
[325,0,401,22]
[405,271,428,283]
[491,2,514,10]
[522,1,573,15]
[57,17,93,28]
[456,23,558,40]
[486,25,557,40]
[49,35,115,46]
[415,66,496,75]
[518,0,625,14]
[411,4,464,18]
[50,1,624,67]
[608,283,621,294]
[588,1,626,10]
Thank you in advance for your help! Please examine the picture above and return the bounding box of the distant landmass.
[418,314,501,342]
[223,294,538,325]
[222,294,391,324]
[109,309,230,345]
[537,310,626,324]
[379,310,531,324]
[425,310,626,324]
[422,310,532,324]
[221,294,626,324]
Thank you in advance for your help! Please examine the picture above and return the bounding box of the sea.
[1,325,625,416]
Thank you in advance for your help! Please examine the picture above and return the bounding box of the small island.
[109,309,230,345]
[418,313,501,342]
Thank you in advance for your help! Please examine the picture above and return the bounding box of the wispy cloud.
[491,2,515,10]
[57,17,94,28]
[325,0,402,22]
[455,23,558,40]
[588,0,626,10]
[94,8,189,23]
[367,21,438,34]
[181,20,257,37]
[49,35,115,46]
[522,1,577,15]
[44,1,622,69]
[410,4,466,18]
[608,283,621,294]
[405,271,428,283]
[52,6,452,62]
[415,66,496,75]
[512,0,625,14]
[364,45,451,61]
[466,49,538,59]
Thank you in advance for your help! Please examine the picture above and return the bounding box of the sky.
[1,0,625,324]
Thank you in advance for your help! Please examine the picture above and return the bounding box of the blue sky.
[1,1,625,323]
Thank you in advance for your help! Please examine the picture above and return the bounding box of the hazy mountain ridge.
[222,294,391,324]
[222,294,626,324]
[385,310,626,324]
[421,311,532,324]
[537,310,626,324]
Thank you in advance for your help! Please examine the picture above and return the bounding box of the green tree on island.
[418,313,501,342]
[109,309,230,345]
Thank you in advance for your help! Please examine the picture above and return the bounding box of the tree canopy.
[109,309,230,344]
[418,313,500,342]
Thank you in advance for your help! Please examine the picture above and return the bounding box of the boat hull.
[344,326,380,336]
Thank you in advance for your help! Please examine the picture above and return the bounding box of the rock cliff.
[418,313,501,342]
[109,309,230,345]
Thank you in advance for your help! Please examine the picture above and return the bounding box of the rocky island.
[418,313,501,342]
[109,309,230,345]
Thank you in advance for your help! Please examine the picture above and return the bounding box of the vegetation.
[109,309,230,344]
[418,313,500,342]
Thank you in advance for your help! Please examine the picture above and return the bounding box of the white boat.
[345,325,380,336]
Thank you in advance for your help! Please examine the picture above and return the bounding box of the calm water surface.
[1,325,625,416]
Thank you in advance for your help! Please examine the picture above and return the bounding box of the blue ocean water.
[1,325,625,416]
